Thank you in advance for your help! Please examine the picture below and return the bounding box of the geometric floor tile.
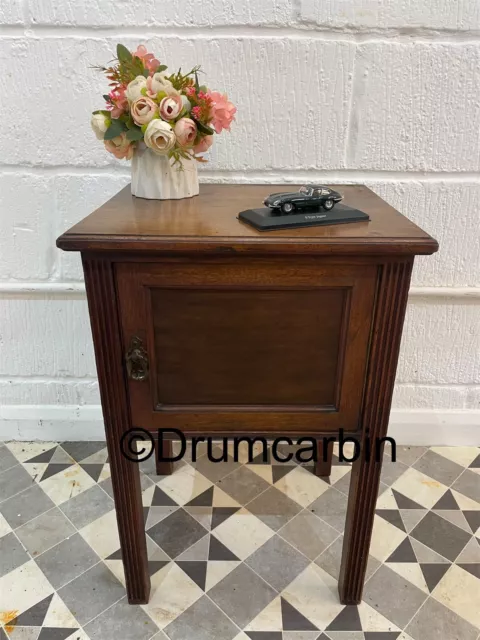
[2,441,480,639]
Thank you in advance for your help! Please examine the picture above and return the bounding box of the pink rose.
[104,133,134,160]
[208,91,236,133]
[131,97,157,125]
[159,94,183,120]
[193,135,213,154]
[133,45,160,75]
[174,118,197,147]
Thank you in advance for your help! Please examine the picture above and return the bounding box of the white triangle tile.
[40,464,95,505]
[329,465,351,486]
[142,484,155,506]
[282,564,343,631]
[357,601,401,632]
[0,513,12,537]
[410,537,450,564]
[0,560,54,625]
[456,537,480,563]
[275,465,329,507]
[146,536,170,562]
[157,465,213,506]
[205,560,241,591]
[451,489,480,511]
[392,468,449,509]
[104,559,125,586]
[247,464,273,484]
[434,510,471,533]
[387,562,429,593]
[232,633,250,640]
[23,462,48,482]
[141,562,203,629]
[369,515,407,562]
[213,508,274,560]
[431,446,479,468]
[244,596,283,631]
[43,593,78,628]
[212,486,241,508]
[376,488,398,510]
[50,447,75,465]
[98,463,111,482]
[79,510,119,558]
[6,441,58,463]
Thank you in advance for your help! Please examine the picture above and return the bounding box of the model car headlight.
[273,200,280,205]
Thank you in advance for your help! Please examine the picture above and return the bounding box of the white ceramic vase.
[131,144,199,200]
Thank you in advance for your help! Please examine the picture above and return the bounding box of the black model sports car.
[263,185,343,215]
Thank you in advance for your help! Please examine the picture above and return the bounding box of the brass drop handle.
[125,336,149,381]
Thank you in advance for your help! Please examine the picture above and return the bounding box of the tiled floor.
[0,440,479,640]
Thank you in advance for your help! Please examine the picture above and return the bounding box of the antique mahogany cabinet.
[57,184,438,605]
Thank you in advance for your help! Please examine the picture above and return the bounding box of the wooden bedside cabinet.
[57,184,438,606]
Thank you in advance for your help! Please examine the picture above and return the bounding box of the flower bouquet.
[91,44,236,200]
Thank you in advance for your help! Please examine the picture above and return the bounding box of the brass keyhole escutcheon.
[125,336,149,381]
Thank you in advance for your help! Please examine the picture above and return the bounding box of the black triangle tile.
[9,594,54,627]
[392,489,424,510]
[419,563,450,591]
[80,463,104,482]
[250,449,272,465]
[152,486,178,507]
[326,606,362,631]
[209,535,240,561]
[177,561,207,590]
[211,507,240,530]
[432,490,459,510]
[463,511,480,534]
[458,563,480,579]
[376,509,406,532]
[106,548,122,560]
[246,633,282,640]
[143,506,150,525]
[272,465,294,484]
[148,560,169,577]
[364,634,401,640]
[37,628,77,640]
[186,486,214,507]
[468,453,480,468]
[281,597,318,631]
[26,447,57,464]
[386,537,417,563]
[60,441,107,462]
[316,636,331,640]
[40,463,73,482]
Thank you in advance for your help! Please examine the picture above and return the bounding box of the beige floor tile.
[79,509,119,559]
[0,560,54,625]
[392,468,449,509]
[157,465,213,506]
[275,466,329,508]
[369,515,407,562]
[213,508,274,560]
[245,596,283,631]
[40,465,96,505]
[430,446,479,468]
[433,564,480,628]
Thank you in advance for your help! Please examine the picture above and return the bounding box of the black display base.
[238,203,370,231]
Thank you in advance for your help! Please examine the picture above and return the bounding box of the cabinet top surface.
[57,184,438,256]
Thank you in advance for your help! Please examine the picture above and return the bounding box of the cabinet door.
[116,260,376,435]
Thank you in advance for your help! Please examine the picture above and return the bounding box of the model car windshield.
[299,186,312,195]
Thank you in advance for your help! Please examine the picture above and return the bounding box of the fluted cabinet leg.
[83,257,150,604]
[339,260,413,605]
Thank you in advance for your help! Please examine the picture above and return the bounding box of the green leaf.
[126,126,145,141]
[92,109,111,117]
[156,64,168,73]
[194,71,200,92]
[142,68,150,78]
[193,119,214,136]
[117,44,132,63]
[104,118,127,140]
[103,94,112,103]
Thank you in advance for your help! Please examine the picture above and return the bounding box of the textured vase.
[131,145,199,200]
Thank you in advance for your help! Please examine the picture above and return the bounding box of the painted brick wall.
[0,0,479,440]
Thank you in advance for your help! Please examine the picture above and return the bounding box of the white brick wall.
[1,0,479,441]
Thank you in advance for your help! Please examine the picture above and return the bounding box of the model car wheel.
[323,199,334,211]
[281,202,294,214]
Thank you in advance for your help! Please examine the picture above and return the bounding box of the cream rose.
[91,113,110,139]
[159,95,183,120]
[126,76,147,103]
[147,72,178,97]
[131,97,157,125]
[104,133,134,160]
[144,119,176,155]
[174,118,197,147]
